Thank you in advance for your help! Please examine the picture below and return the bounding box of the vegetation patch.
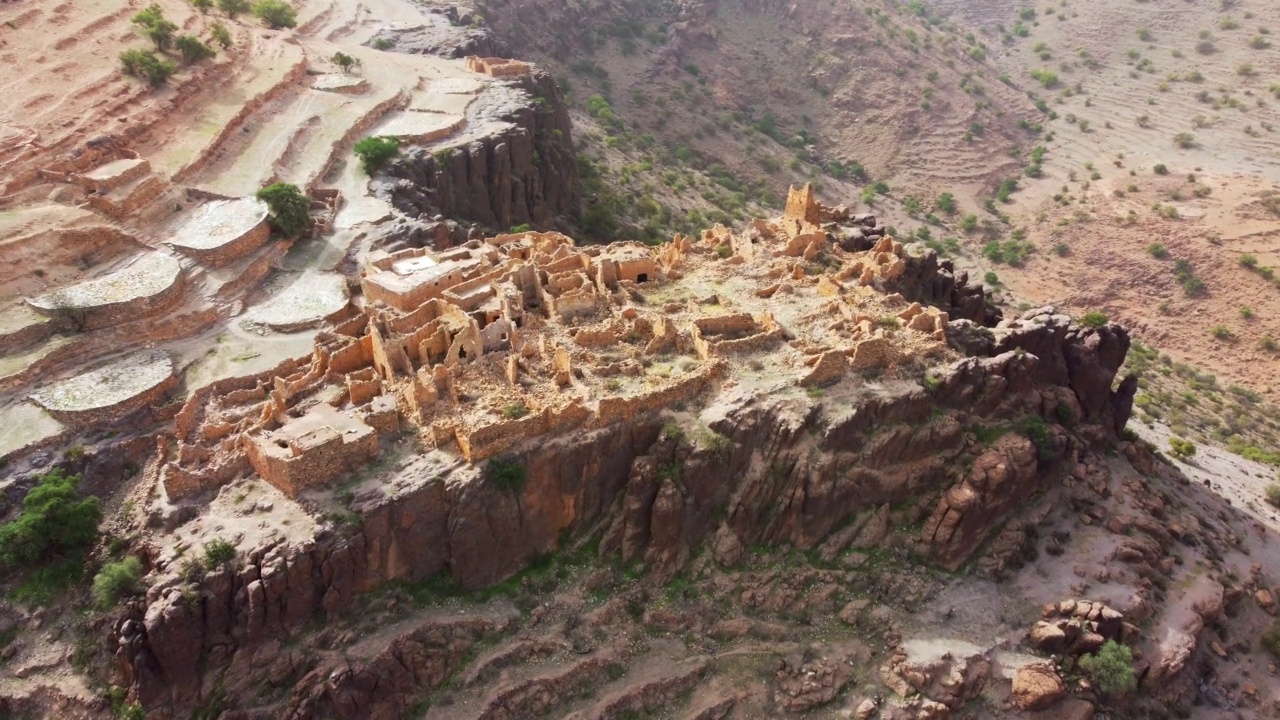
[486,455,527,492]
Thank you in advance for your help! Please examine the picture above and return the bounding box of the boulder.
[1011,662,1066,710]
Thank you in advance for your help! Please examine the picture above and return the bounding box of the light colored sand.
[0,401,65,457]
[83,157,146,181]
[0,303,48,336]
[0,335,75,382]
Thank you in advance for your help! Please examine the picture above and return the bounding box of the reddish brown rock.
[1012,662,1066,711]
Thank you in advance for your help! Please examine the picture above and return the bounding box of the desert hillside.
[1,0,1280,719]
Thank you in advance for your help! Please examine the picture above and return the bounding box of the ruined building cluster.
[161,186,953,501]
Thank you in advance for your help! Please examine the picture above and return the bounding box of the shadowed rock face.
[114,245,1135,717]
[378,71,580,232]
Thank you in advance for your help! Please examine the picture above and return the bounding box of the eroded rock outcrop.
[379,71,579,231]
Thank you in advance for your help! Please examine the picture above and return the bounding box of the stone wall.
[73,158,150,193]
[87,175,167,219]
[38,372,178,430]
[171,221,271,268]
[30,268,187,332]
[0,316,52,356]
[595,361,725,427]
[245,422,381,498]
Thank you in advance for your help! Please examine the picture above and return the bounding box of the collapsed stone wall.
[380,72,580,231]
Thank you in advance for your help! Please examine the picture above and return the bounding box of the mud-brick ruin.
[159,186,953,501]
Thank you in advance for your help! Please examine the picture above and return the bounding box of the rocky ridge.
[109,232,1139,717]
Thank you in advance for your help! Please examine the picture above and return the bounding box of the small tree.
[217,0,251,19]
[331,51,359,73]
[190,0,214,13]
[352,136,399,174]
[175,35,216,64]
[252,0,297,29]
[132,4,177,51]
[131,3,166,27]
[120,49,177,87]
[255,182,311,237]
[92,557,143,609]
[936,192,957,214]
[0,469,100,568]
[209,22,233,49]
[1078,641,1136,695]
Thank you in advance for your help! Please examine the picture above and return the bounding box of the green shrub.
[936,192,956,214]
[352,136,399,174]
[11,554,85,605]
[119,49,177,87]
[217,0,251,18]
[1261,335,1279,352]
[190,0,214,12]
[1080,311,1109,328]
[1029,68,1060,88]
[209,22,233,49]
[502,403,529,419]
[982,239,1034,266]
[485,456,526,492]
[984,271,1000,286]
[959,214,978,232]
[1153,163,1169,175]
[1210,324,1232,339]
[255,182,310,237]
[372,37,393,50]
[1173,132,1196,149]
[1265,484,1280,509]
[92,557,143,609]
[1168,436,1197,459]
[252,0,296,28]
[1078,641,1136,695]
[1147,243,1168,258]
[661,420,687,443]
[1240,253,1258,268]
[1262,622,1280,658]
[203,538,237,568]
[175,35,215,64]
[0,469,100,568]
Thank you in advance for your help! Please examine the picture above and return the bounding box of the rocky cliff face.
[113,243,1134,717]
[377,71,580,232]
